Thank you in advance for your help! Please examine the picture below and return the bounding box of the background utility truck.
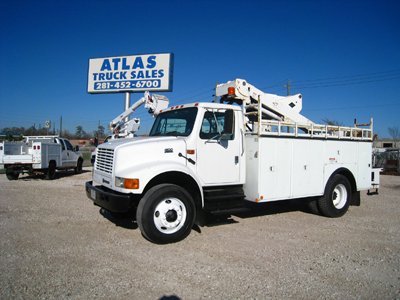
[86,79,380,244]
[1,136,83,180]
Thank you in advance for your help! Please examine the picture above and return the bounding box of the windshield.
[149,107,198,137]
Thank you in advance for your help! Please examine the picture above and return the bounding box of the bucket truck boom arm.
[109,91,169,136]
[215,79,314,125]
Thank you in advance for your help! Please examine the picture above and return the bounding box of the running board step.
[203,185,245,212]
[210,207,251,215]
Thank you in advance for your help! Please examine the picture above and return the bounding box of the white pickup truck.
[0,136,84,180]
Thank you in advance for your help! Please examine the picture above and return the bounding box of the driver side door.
[196,109,241,184]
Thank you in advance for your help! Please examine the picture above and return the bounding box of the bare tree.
[322,118,344,126]
[388,126,400,140]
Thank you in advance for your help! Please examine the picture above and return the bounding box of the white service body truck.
[0,136,84,180]
[86,79,380,244]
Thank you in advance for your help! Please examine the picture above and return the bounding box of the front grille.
[95,148,114,174]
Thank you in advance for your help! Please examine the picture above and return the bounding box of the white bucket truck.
[1,136,83,180]
[86,79,380,244]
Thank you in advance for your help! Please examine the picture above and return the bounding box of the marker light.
[124,179,139,189]
[228,87,235,95]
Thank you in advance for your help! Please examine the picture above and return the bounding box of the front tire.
[137,184,195,244]
[318,174,351,218]
[75,158,83,174]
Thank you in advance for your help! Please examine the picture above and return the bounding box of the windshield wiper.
[165,131,179,136]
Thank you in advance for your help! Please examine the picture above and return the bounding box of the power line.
[260,70,400,94]
[261,80,287,90]
[294,70,400,89]
[304,102,400,112]
[294,69,400,84]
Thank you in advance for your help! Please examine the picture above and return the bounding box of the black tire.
[137,184,196,244]
[307,197,321,215]
[45,162,56,180]
[318,174,351,218]
[6,171,19,180]
[75,158,83,174]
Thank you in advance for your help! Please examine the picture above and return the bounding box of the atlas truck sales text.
[86,79,380,244]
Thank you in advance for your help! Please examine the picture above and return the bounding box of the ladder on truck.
[215,79,373,141]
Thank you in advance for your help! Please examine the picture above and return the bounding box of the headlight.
[115,177,139,189]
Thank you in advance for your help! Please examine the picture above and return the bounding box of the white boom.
[215,78,314,125]
[109,91,169,136]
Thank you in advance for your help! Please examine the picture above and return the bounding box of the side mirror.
[224,109,234,136]
[75,145,80,151]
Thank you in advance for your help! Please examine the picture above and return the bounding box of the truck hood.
[98,136,188,178]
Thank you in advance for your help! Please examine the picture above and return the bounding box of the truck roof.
[159,101,242,113]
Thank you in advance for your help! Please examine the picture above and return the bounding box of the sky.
[1,0,399,138]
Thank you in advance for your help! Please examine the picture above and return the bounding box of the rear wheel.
[137,184,195,244]
[6,171,19,180]
[307,197,320,215]
[318,174,351,218]
[45,162,56,180]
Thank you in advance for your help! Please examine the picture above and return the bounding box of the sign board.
[45,120,51,129]
[87,53,174,94]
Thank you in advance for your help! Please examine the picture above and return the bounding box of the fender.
[101,136,204,203]
[324,166,357,193]
[117,159,203,197]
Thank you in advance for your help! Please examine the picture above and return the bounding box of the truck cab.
[87,103,245,243]
[54,137,82,168]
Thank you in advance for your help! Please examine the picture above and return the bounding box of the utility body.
[86,79,380,244]
[0,136,83,180]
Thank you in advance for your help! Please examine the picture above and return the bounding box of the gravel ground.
[1,168,399,299]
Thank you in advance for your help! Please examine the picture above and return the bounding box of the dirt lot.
[1,168,399,299]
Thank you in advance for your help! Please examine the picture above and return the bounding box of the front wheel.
[137,184,195,244]
[318,174,351,218]
[75,158,83,174]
